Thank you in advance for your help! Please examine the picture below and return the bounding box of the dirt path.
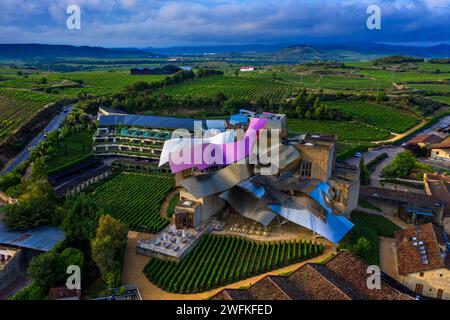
[121,231,337,300]
[159,190,179,218]
[373,119,428,144]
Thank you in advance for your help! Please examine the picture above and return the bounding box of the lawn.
[339,211,401,265]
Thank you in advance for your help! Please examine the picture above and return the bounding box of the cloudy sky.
[0,0,449,48]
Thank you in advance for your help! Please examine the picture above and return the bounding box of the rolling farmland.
[156,75,303,101]
[288,118,391,142]
[322,100,420,133]
[0,71,166,97]
[0,88,58,143]
[144,234,324,293]
[92,172,175,232]
[429,95,450,105]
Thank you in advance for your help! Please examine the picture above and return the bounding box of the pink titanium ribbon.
[168,118,268,173]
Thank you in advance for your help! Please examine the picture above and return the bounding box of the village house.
[429,136,450,162]
[394,223,450,299]
[407,133,444,148]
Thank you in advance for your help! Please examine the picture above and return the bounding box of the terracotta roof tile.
[211,251,412,300]
[395,223,448,275]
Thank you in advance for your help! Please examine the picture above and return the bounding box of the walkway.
[373,119,428,145]
[121,231,337,300]
[379,237,401,282]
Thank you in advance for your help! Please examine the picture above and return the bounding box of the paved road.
[0,105,74,176]
[346,114,450,186]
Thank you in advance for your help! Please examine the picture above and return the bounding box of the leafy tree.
[27,247,84,293]
[91,215,128,288]
[359,157,371,185]
[381,151,417,178]
[3,196,56,230]
[63,194,100,242]
[352,237,371,256]
[11,282,47,300]
[95,214,128,251]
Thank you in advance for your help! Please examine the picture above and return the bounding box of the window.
[436,151,440,155]
[419,272,424,277]
[437,289,444,299]
[414,284,423,295]
[300,161,312,178]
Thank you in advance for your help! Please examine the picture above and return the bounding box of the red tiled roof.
[408,134,444,145]
[48,286,81,300]
[211,251,412,300]
[430,136,450,149]
[395,223,448,275]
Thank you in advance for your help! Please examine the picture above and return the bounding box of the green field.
[323,100,419,133]
[405,83,450,93]
[339,211,401,265]
[0,70,166,97]
[45,128,94,173]
[288,118,391,142]
[92,172,174,232]
[429,95,450,105]
[144,234,324,293]
[0,88,58,143]
[155,75,302,101]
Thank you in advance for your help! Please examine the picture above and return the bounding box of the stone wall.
[0,247,21,293]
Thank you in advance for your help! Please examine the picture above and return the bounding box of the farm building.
[359,186,444,226]
[424,173,450,234]
[394,223,450,299]
[429,136,450,162]
[407,133,444,148]
[240,66,255,72]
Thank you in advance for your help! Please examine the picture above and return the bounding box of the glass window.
[300,161,312,178]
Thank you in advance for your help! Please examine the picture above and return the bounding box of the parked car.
[354,152,362,158]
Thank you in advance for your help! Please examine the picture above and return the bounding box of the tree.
[359,156,371,185]
[91,215,128,288]
[352,237,371,256]
[63,194,100,242]
[381,151,417,178]
[28,247,84,292]
[95,214,128,251]
[3,196,56,230]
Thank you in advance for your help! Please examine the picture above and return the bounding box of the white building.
[240,66,254,72]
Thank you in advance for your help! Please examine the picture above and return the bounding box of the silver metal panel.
[220,188,277,226]
[180,163,252,198]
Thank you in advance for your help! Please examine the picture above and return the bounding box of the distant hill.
[143,44,288,55]
[272,45,326,60]
[277,43,450,59]
[0,44,153,59]
[142,42,449,60]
